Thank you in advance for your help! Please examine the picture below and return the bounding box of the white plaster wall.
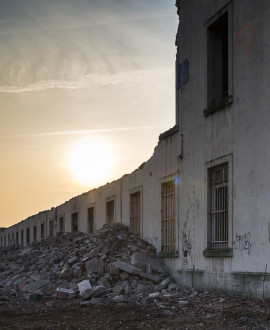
[176,0,270,279]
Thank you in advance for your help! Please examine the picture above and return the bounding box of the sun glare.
[67,136,116,187]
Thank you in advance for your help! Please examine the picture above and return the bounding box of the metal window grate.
[210,165,228,249]
[161,181,176,252]
[130,192,140,234]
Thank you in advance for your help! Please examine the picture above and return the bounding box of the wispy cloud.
[0,69,170,93]
[1,126,168,138]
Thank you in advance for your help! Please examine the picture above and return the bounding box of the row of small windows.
[0,169,229,254]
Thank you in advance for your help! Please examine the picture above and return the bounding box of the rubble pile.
[0,223,180,306]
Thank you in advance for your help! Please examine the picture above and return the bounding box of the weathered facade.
[1,0,270,298]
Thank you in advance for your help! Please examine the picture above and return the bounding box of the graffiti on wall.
[180,209,192,257]
[233,232,254,254]
[233,23,257,66]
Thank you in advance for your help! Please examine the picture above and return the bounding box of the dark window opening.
[71,212,79,232]
[26,228,30,244]
[41,223,45,239]
[21,230,24,246]
[33,226,37,241]
[106,200,115,224]
[16,232,19,244]
[207,12,228,108]
[130,192,140,234]
[88,207,94,234]
[49,220,54,236]
[59,216,64,232]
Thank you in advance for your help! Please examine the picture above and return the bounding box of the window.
[88,207,94,234]
[21,230,24,246]
[4,236,6,246]
[16,231,19,244]
[26,228,30,244]
[208,163,228,250]
[59,216,64,232]
[130,192,140,234]
[71,212,79,232]
[49,220,54,236]
[106,200,115,224]
[161,181,176,252]
[205,7,232,115]
[33,226,37,241]
[41,223,45,239]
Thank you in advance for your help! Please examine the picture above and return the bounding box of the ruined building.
[1,0,270,297]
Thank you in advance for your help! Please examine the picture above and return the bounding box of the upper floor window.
[205,4,232,116]
[208,12,228,107]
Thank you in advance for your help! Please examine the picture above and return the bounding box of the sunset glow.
[67,137,116,186]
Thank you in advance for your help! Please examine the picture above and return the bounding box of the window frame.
[204,154,233,257]
[106,196,116,224]
[204,2,233,116]
[87,203,95,234]
[159,174,179,258]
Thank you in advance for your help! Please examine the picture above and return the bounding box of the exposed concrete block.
[149,292,161,298]
[139,272,162,284]
[112,261,139,275]
[22,280,55,295]
[159,278,171,290]
[78,280,92,299]
[91,285,106,298]
[85,258,99,274]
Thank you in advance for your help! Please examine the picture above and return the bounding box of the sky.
[0,0,178,228]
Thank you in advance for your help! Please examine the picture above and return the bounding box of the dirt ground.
[1,293,270,330]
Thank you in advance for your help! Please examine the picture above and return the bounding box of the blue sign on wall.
[176,59,189,90]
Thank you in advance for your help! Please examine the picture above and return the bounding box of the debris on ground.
[1,223,270,329]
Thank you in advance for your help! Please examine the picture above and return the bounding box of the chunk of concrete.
[139,272,162,284]
[149,292,161,299]
[22,280,55,295]
[112,261,139,275]
[78,280,92,299]
[85,258,99,274]
[91,285,106,298]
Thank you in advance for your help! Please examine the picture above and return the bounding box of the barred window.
[209,164,228,249]
[161,181,176,252]
[130,192,140,234]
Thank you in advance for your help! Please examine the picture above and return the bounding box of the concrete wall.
[172,0,270,296]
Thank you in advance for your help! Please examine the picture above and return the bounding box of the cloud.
[0,126,169,139]
[0,68,171,93]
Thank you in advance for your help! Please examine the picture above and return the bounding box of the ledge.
[158,250,179,258]
[203,248,233,257]
[203,95,233,116]
[159,125,179,141]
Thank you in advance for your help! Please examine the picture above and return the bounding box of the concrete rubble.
[0,223,185,307]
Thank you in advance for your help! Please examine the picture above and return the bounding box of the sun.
[67,136,116,186]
